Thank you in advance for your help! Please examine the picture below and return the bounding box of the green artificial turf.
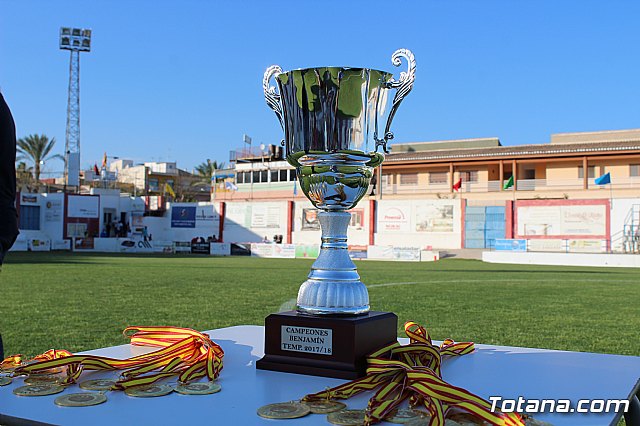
[0,252,638,358]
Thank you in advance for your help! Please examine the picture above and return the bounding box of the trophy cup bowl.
[257,49,416,378]
[264,49,416,315]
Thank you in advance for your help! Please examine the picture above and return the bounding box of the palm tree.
[16,134,63,189]
[194,159,226,182]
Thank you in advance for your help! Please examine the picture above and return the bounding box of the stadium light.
[59,27,91,52]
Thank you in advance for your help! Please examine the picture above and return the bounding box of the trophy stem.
[296,211,370,315]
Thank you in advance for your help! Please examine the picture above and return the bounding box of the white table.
[1,325,639,426]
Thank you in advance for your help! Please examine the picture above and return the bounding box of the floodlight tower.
[59,27,91,190]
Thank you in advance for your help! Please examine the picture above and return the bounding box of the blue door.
[465,205,506,248]
[464,206,486,248]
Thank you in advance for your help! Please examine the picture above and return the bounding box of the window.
[242,172,251,183]
[236,173,244,184]
[429,172,447,184]
[578,166,595,179]
[252,171,260,183]
[271,170,279,182]
[19,205,40,230]
[289,170,297,181]
[630,164,640,177]
[280,170,288,182]
[260,170,268,183]
[460,170,479,182]
[148,178,159,191]
[399,173,418,185]
[522,169,535,180]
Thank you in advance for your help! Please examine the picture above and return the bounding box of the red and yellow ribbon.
[303,321,523,426]
[4,326,223,390]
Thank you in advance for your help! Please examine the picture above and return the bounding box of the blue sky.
[1,1,639,176]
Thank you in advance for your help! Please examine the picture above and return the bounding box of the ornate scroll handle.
[263,65,284,130]
[375,48,416,153]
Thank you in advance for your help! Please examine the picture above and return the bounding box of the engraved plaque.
[281,325,332,355]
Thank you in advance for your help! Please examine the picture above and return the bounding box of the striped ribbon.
[303,321,523,426]
[7,326,223,389]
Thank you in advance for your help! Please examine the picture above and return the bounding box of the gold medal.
[79,379,116,391]
[257,402,311,419]
[0,377,12,386]
[327,409,366,425]
[303,400,347,414]
[54,393,108,407]
[175,381,221,395]
[124,384,174,398]
[387,408,424,423]
[13,384,65,397]
[24,375,63,385]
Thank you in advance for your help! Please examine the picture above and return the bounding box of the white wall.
[375,199,462,249]
[483,251,640,268]
[610,198,640,251]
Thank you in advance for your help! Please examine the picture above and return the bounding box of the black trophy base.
[256,310,398,379]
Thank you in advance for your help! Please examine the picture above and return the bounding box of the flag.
[503,175,514,190]
[165,182,176,198]
[243,134,252,145]
[93,164,99,175]
[225,181,238,191]
[452,178,462,192]
[102,152,108,168]
[594,172,611,185]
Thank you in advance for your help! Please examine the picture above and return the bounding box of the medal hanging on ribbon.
[301,321,524,426]
[2,326,223,392]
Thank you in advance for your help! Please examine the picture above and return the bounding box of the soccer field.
[1,252,638,358]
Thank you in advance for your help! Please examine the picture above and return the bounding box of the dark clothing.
[0,92,19,265]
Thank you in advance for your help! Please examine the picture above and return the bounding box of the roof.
[385,140,640,163]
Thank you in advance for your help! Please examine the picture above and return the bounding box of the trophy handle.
[263,65,285,130]
[375,48,416,153]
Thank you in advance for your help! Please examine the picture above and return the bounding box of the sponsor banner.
[44,199,63,222]
[29,239,51,251]
[21,194,39,205]
[379,205,410,233]
[301,208,320,231]
[527,239,564,252]
[52,240,71,251]
[210,243,231,256]
[251,243,274,258]
[191,242,211,254]
[251,204,281,228]
[517,204,606,237]
[174,241,192,253]
[295,244,320,259]
[171,206,196,228]
[415,204,454,233]
[392,246,421,261]
[119,238,155,253]
[273,244,296,258]
[153,241,175,254]
[195,205,218,222]
[568,239,604,253]
[68,195,99,218]
[348,245,368,259]
[494,239,527,252]
[67,223,88,238]
[367,245,395,260]
[74,237,95,250]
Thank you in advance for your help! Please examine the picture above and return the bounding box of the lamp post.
[59,27,91,192]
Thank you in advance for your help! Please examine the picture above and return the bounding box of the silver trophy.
[263,49,416,315]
